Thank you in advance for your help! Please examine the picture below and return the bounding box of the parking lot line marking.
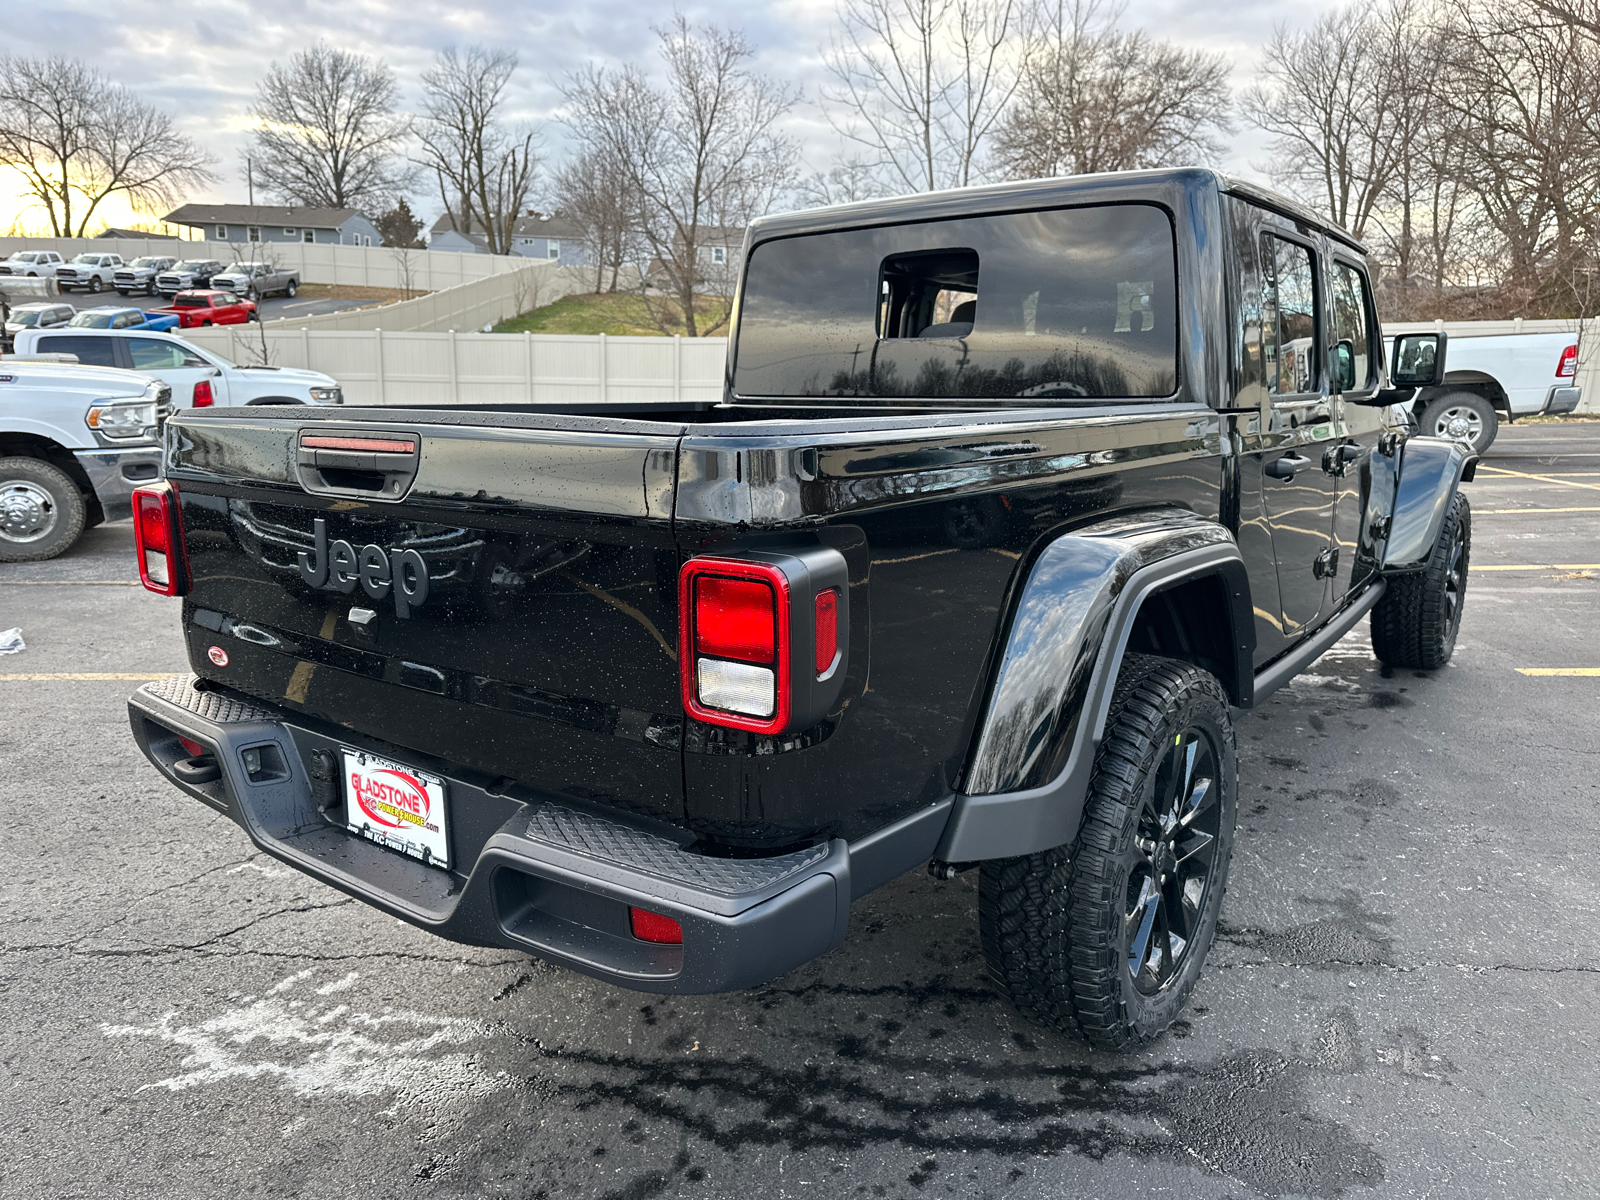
[1516,668,1600,676]
[1475,466,1600,492]
[1475,507,1600,514]
[1475,563,1600,571]
[0,672,186,681]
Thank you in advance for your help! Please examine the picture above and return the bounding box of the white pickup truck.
[10,327,343,409]
[0,359,169,561]
[1388,329,1582,453]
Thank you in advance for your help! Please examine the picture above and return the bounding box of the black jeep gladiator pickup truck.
[128,169,1472,1049]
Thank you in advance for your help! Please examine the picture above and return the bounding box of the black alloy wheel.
[1124,729,1224,994]
[979,653,1238,1050]
[1372,491,1471,669]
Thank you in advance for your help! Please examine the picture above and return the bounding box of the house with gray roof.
[162,204,382,247]
[428,212,592,266]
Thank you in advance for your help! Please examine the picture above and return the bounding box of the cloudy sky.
[1,0,1340,233]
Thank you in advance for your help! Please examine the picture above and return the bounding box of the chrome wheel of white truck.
[1419,392,1497,454]
[0,459,86,562]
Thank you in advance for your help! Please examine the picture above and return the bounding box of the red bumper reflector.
[629,907,683,945]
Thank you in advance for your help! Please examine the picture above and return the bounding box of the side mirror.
[1391,331,1448,387]
[1333,339,1356,392]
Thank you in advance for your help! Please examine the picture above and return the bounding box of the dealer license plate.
[342,749,450,870]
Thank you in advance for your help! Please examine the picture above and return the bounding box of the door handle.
[1265,453,1311,480]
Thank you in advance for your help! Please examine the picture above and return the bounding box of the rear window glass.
[732,203,1177,401]
[37,335,117,368]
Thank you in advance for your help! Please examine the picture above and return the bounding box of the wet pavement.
[1,420,1597,1199]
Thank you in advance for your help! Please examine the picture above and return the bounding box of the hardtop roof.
[747,167,1367,256]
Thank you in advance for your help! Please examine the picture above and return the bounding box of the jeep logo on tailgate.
[298,517,429,617]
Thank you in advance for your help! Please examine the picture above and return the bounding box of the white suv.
[55,252,125,293]
[11,326,344,409]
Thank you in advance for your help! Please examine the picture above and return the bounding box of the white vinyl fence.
[183,327,729,406]
[183,318,1600,410]
[0,236,539,291]
[258,264,593,334]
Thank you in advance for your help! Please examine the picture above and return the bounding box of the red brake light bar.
[300,435,416,454]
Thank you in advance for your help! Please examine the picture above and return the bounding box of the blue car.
[67,306,181,333]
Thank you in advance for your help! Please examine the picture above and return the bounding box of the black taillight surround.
[679,545,851,736]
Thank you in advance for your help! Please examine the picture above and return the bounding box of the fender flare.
[935,512,1252,864]
[1377,435,1472,573]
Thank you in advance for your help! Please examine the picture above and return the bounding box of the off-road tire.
[0,457,88,562]
[1418,391,1497,455]
[979,653,1238,1051]
[1372,491,1471,669]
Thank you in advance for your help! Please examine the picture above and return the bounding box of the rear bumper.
[1544,385,1582,415]
[75,447,164,517]
[128,676,950,993]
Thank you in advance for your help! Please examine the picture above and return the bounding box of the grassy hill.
[492,292,728,337]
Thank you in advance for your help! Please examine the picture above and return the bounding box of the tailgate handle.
[296,431,419,501]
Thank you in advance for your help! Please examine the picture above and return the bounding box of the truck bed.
[164,399,1224,853]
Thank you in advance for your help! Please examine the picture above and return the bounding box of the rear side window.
[1262,236,1317,396]
[733,204,1177,402]
[36,335,117,368]
[128,338,192,371]
[1330,262,1376,390]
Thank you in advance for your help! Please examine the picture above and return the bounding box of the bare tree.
[562,17,798,336]
[797,155,892,207]
[991,0,1232,179]
[247,45,410,211]
[1242,0,1413,239]
[415,47,542,257]
[554,149,643,293]
[820,0,1030,193]
[1432,0,1600,315]
[0,55,214,237]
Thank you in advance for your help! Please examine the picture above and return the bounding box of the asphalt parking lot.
[35,284,370,322]
[1,420,1596,1199]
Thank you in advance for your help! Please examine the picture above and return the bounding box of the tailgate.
[167,411,688,823]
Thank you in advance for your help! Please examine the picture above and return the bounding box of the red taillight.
[629,907,683,945]
[814,588,839,676]
[177,736,206,758]
[1557,344,1578,378]
[679,558,790,734]
[695,575,777,661]
[132,481,188,596]
[192,379,213,407]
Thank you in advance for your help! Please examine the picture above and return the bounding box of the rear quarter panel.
[674,406,1223,845]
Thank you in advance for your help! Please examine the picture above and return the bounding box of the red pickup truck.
[151,290,258,328]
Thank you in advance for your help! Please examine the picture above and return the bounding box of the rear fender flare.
[1378,435,1472,573]
[935,512,1252,863]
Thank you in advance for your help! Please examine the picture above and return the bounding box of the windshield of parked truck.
[175,261,210,272]
[222,263,259,275]
[733,203,1178,402]
[130,258,166,269]
[70,254,101,265]
[173,295,212,307]
[68,311,119,328]
[9,306,51,326]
